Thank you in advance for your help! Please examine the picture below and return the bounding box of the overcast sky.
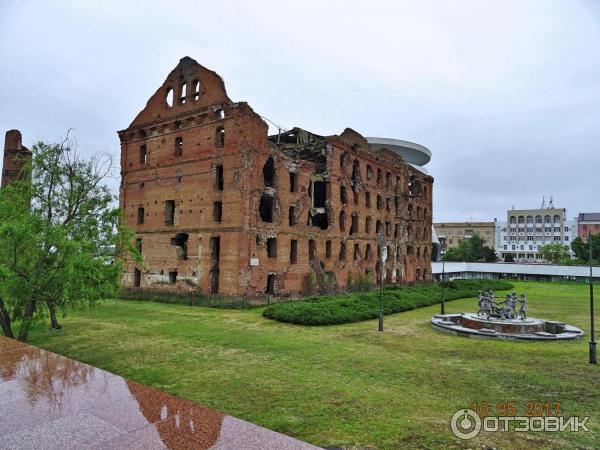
[1,0,598,222]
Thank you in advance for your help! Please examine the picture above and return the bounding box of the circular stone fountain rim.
[431,313,584,341]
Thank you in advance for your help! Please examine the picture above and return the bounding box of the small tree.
[0,136,139,341]
[571,235,600,262]
[538,243,571,263]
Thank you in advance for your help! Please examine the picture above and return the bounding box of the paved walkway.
[0,336,321,450]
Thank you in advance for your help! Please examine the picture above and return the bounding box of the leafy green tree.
[571,235,600,262]
[538,243,571,263]
[504,253,515,263]
[442,235,497,262]
[0,137,139,341]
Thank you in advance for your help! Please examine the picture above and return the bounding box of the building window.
[376,195,382,210]
[174,137,183,157]
[266,238,277,258]
[340,186,348,204]
[365,216,372,234]
[135,238,142,252]
[365,191,371,208]
[340,152,349,168]
[216,127,225,148]
[289,172,297,192]
[259,195,274,223]
[289,206,298,226]
[377,168,382,185]
[213,201,222,223]
[165,200,176,226]
[350,213,359,235]
[215,165,224,191]
[139,145,147,164]
[325,240,332,259]
[339,211,346,232]
[134,268,141,287]
[137,207,144,225]
[354,244,361,262]
[309,239,317,262]
[290,239,298,264]
[192,79,200,100]
[263,157,275,187]
[339,241,346,261]
[266,274,276,295]
[169,271,178,284]
[366,165,373,180]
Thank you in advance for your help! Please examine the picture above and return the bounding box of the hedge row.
[262,279,514,326]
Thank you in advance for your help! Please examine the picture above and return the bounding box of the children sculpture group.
[476,291,528,320]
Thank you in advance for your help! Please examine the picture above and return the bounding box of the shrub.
[262,279,513,326]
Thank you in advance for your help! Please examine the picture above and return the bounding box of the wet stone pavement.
[0,336,321,450]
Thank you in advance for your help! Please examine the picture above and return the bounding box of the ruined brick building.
[119,57,433,295]
[2,130,32,188]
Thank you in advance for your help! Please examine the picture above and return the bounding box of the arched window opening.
[340,186,348,204]
[192,79,200,101]
[340,152,349,168]
[216,127,225,148]
[365,244,373,260]
[166,88,174,108]
[339,242,347,261]
[339,211,346,233]
[350,213,358,235]
[263,157,275,187]
[351,160,361,184]
[180,82,187,104]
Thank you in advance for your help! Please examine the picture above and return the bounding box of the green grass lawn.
[27,281,599,449]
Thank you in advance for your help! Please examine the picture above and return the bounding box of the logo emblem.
[450,409,482,440]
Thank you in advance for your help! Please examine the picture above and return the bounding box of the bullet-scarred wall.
[119,57,433,295]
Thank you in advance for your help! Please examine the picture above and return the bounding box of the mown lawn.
[28,281,599,449]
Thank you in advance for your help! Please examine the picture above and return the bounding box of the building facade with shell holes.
[118,57,434,296]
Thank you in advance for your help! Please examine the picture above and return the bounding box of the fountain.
[430,290,584,341]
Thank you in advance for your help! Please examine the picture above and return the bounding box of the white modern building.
[432,261,599,283]
[495,199,578,262]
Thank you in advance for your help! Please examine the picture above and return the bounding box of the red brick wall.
[119,57,433,295]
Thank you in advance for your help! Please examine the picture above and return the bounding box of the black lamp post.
[440,244,446,315]
[589,234,597,364]
[377,235,385,332]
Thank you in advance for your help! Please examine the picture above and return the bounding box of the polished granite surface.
[0,336,321,450]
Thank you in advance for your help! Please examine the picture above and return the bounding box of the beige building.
[434,222,496,249]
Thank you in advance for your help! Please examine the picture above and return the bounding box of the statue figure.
[518,294,528,319]
[481,294,494,319]
[477,291,485,317]
[500,294,515,319]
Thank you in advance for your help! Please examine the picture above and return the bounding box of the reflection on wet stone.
[0,336,321,449]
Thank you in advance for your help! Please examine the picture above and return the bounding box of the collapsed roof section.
[268,126,409,171]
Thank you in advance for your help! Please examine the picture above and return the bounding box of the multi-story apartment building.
[433,221,496,249]
[118,57,433,295]
[495,200,577,262]
[578,213,600,239]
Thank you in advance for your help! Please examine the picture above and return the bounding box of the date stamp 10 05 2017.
[450,401,590,440]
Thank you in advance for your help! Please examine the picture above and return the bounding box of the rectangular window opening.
[164,200,176,226]
[213,201,222,223]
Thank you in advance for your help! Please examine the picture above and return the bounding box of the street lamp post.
[377,235,386,332]
[589,235,597,364]
[440,246,446,315]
